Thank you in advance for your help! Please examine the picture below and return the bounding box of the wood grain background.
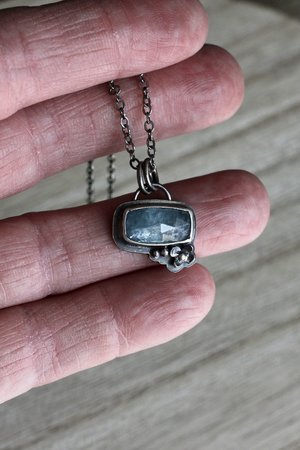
[0,1,299,449]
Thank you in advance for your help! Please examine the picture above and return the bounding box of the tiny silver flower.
[170,244,196,271]
[149,244,196,273]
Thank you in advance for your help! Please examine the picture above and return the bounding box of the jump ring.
[137,158,160,195]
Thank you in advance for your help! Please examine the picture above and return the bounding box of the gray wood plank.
[241,0,300,20]
[0,0,61,8]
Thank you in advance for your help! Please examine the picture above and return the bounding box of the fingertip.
[174,170,270,256]
[162,44,245,133]
[120,265,216,354]
[234,170,271,241]
[191,45,245,127]
[162,264,216,330]
[147,0,209,66]
[199,170,270,253]
[195,263,216,319]
[185,0,209,55]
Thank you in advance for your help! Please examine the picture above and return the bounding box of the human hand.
[0,0,270,403]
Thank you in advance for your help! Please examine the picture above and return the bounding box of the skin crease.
[0,46,244,198]
[0,170,269,309]
[0,264,215,403]
[0,0,271,403]
[0,0,208,118]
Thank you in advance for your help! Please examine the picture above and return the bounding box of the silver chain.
[140,74,157,164]
[109,74,157,170]
[86,160,95,204]
[107,154,116,199]
[86,74,156,203]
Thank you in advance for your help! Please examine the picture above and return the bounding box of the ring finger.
[0,170,270,309]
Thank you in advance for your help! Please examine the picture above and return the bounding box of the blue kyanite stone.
[125,207,192,245]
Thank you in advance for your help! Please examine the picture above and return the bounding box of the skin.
[0,0,270,404]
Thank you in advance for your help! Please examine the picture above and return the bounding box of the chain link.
[86,74,156,203]
[109,79,138,170]
[107,154,116,199]
[139,74,157,164]
[109,74,157,170]
[86,160,95,204]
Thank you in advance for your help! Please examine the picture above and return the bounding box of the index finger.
[0,0,208,120]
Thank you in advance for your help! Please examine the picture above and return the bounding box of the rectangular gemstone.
[125,207,192,245]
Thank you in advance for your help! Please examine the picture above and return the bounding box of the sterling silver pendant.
[108,76,197,272]
[113,184,196,272]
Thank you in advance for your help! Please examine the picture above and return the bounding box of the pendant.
[112,184,197,273]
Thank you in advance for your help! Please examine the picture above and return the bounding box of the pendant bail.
[134,183,172,201]
[137,158,160,195]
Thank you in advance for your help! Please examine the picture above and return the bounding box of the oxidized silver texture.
[113,190,197,273]
[108,75,157,171]
[149,244,196,273]
[86,74,198,272]
[86,160,95,204]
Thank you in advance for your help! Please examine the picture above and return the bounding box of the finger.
[0,45,244,198]
[0,264,215,403]
[0,0,208,120]
[0,171,270,309]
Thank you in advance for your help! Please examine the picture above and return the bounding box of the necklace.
[86,74,197,273]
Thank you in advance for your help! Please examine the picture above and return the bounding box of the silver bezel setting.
[113,200,196,255]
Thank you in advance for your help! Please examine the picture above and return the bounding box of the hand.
[0,0,270,403]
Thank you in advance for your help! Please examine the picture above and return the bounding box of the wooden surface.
[1,0,300,449]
